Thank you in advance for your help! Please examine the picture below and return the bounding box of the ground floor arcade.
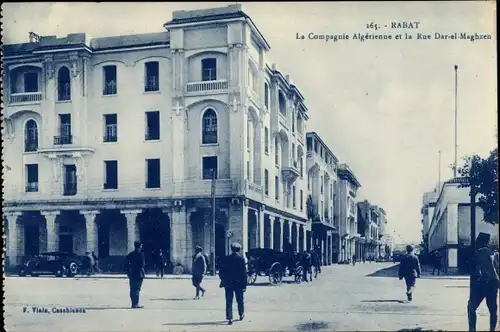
[4,197,312,273]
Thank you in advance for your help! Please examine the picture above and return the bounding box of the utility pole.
[453,65,458,178]
[211,169,216,276]
[470,159,477,251]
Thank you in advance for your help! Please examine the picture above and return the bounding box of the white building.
[428,178,499,273]
[337,163,361,262]
[306,132,339,265]
[2,4,311,273]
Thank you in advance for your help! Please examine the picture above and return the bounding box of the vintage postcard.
[1,2,498,332]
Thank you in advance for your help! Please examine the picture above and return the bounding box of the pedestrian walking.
[432,251,442,276]
[467,232,499,332]
[91,251,101,273]
[301,250,312,282]
[124,241,146,309]
[315,245,322,273]
[155,249,166,278]
[352,254,356,266]
[219,242,247,325]
[84,252,94,276]
[398,245,421,301]
[192,246,207,299]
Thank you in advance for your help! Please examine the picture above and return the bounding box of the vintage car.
[18,252,84,277]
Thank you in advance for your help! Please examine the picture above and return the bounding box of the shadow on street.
[150,298,192,301]
[361,300,405,304]
[366,264,399,278]
[163,320,228,326]
[397,328,445,332]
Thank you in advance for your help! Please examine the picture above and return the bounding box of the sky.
[2,2,497,244]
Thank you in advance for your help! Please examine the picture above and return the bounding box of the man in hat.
[219,242,247,325]
[398,244,421,301]
[192,245,207,299]
[467,232,499,332]
[125,241,146,308]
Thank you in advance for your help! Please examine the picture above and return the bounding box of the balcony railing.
[63,183,77,196]
[25,182,39,192]
[103,81,117,95]
[104,134,117,143]
[186,80,228,93]
[145,77,159,92]
[24,141,38,152]
[54,135,73,145]
[10,92,42,104]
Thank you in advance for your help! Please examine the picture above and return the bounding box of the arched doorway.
[138,208,170,271]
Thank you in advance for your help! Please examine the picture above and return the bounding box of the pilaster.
[269,216,275,249]
[279,219,284,251]
[121,209,141,253]
[5,212,23,267]
[259,209,265,248]
[41,211,60,252]
[81,210,99,255]
[165,204,188,267]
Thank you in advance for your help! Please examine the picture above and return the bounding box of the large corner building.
[3,5,315,272]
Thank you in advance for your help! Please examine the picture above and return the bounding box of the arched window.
[264,83,269,109]
[57,66,71,101]
[278,91,286,116]
[25,119,38,152]
[202,108,218,144]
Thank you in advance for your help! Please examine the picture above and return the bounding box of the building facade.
[337,163,361,262]
[421,190,439,252]
[428,178,499,274]
[2,5,312,272]
[305,132,339,265]
[356,200,381,260]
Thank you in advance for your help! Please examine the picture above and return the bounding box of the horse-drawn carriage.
[245,248,305,285]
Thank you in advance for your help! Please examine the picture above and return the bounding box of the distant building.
[421,190,439,251]
[306,132,339,265]
[337,163,361,262]
[428,178,499,274]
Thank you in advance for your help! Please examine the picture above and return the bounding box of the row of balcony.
[24,181,77,196]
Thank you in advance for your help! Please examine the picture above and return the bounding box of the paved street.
[4,263,495,332]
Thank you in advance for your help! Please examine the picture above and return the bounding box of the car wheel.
[18,269,27,277]
[55,269,64,278]
[67,262,79,277]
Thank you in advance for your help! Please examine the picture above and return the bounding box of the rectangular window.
[202,156,218,180]
[292,185,296,208]
[320,176,324,194]
[265,127,269,154]
[300,190,303,211]
[24,72,38,92]
[25,164,38,192]
[264,169,269,196]
[145,111,160,140]
[146,159,161,188]
[103,65,117,95]
[104,114,117,142]
[104,160,118,189]
[63,164,77,196]
[247,161,250,179]
[55,114,72,145]
[145,62,159,92]
[202,58,217,81]
[275,176,279,200]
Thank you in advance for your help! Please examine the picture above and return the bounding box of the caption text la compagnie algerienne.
[296,21,492,43]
